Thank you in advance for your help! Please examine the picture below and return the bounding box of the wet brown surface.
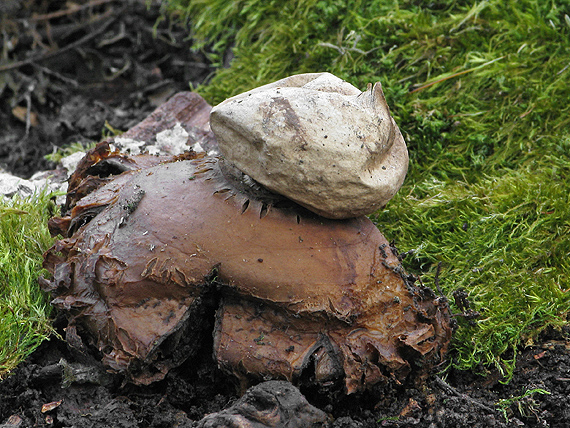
[41,113,451,391]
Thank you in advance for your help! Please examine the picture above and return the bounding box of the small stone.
[153,122,190,155]
[210,72,408,219]
[114,123,207,156]
[197,381,330,427]
[3,414,24,427]
[0,172,35,199]
[112,137,146,154]
[1,164,69,203]
[60,152,86,178]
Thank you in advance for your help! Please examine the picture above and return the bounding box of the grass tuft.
[0,190,57,380]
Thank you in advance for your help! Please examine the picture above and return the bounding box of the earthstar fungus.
[42,89,451,395]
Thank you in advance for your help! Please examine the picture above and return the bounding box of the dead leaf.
[399,398,421,418]
[41,400,62,413]
[11,105,38,126]
[5,414,23,427]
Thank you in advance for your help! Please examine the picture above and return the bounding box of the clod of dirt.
[41,92,452,395]
[197,381,330,427]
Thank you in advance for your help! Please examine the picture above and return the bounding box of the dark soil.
[1,1,570,427]
[0,0,212,178]
[2,319,570,427]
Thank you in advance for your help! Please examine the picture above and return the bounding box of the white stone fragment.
[113,123,193,156]
[60,152,86,178]
[112,137,146,155]
[154,123,189,155]
[0,170,68,205]
[0,172,35,198]
[210,72,408,219]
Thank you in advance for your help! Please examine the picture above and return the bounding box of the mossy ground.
[0,192,56,379]
[165,0,570,378]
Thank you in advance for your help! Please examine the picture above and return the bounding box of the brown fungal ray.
[64,91,215,214]
[42,152,451,392]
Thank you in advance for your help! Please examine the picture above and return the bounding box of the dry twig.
[434,376,496,414]
[29,0,117,22]
[0,8,122,73]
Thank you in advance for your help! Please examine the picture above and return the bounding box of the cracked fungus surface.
[42,143,452,393]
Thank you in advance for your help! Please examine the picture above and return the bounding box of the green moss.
[0,191,56,379]
[44,141,96,164]
[165,0,570,378]
[372,158,570,376]
[496,388,551,422]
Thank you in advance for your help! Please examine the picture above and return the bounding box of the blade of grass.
[409,56,505,94]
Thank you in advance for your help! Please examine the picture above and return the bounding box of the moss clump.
[0,191,56,379]
[372,157,570,376]
[165,0,570,378]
